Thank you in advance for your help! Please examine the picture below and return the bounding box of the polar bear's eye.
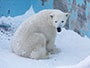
[61,21,64,23]
[66,14,68,17]
[55,21,57,23]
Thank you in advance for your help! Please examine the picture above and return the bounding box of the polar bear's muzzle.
[57,27,61,32]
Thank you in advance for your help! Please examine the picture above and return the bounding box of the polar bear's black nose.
[57,27,61,32]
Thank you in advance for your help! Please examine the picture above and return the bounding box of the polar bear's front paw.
[49,48,61,54]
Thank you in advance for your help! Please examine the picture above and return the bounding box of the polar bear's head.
[49,10,70,32]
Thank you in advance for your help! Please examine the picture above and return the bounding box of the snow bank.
[0,6,35,32]
[0,28,90,68]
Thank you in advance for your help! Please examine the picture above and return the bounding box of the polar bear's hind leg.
[30,33,49,59]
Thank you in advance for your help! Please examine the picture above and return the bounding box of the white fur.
[11,9,69,59]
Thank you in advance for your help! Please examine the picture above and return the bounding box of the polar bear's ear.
[65,13,70,17]
[49,13,54,19]
[50,15,53,18]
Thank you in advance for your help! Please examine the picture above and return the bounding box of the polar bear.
[11,9,70,59]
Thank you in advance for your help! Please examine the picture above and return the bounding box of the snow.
[0,6,90,68]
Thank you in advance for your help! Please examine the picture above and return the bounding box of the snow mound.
[0,28,90,68]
